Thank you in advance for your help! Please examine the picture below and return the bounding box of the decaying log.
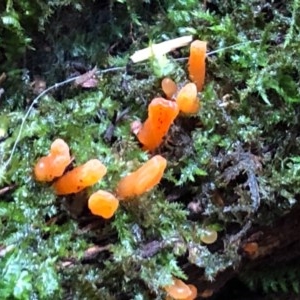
[183,204,300,299]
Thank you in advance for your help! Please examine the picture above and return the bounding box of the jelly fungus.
[200,228,218,244]
[50,138,70,156]
[184,285,198,300]
[165,278,192,300]
[52,159,107,195]
[188,40,207,91]
[135,97,179,151]
[242,242,258,257]
[88,190,119,219]
[161,77,177,99]
[34,138,71,182]
[176,82,200,114]
[116,155,167,199]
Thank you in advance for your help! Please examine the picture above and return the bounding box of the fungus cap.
[188,40,207,91]
[34,156,54,182]
[164,278,192,300]
[34,138,71,182]
[88,190,119,219]
[176,82,200,114]
[50,138,70,157]
[242,242,258,257]
[183,285,198,300]
[161,77,177,99]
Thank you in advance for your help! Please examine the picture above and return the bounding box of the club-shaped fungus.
[184,285,198,300]
[161,77,178,99]
[52,159,107,195]
[176,82,200,114]
[188,40,207,91]
[34,138,71,182]
[116,155,167,199]
[88,190,119,219]
[164,278,192,300]
[135,97,179,151]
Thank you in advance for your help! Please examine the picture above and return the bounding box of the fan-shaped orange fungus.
[188,40,207,91]
[136,97,179,151]
[116,155,167,199]
[52,159,107,195]
[165,278,192,300]
[176,83,200,114]
[34,138,71,182]
[88,190,119,219]
[162,77,177,99]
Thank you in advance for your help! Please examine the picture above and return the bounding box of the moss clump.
[1,0,300,299]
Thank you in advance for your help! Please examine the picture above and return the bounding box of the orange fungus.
[176,83,200,114]
[34,138,71,182]
[116,155,167,199]
[162,77,177,99]
[135,97,179,151]
[188,40,207,91]
[165,278,192,300]
[183,285,198,300]
[88,190,119,219]
[52,159,107,195]
[242,242,258,257]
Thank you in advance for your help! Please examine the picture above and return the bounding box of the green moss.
[1,0,300,298]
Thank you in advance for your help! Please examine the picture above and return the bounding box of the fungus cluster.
[132,39,207,151]
[34,140,167,219]
[32,38,208,296]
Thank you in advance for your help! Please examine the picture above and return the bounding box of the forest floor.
[1,1,300,299]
